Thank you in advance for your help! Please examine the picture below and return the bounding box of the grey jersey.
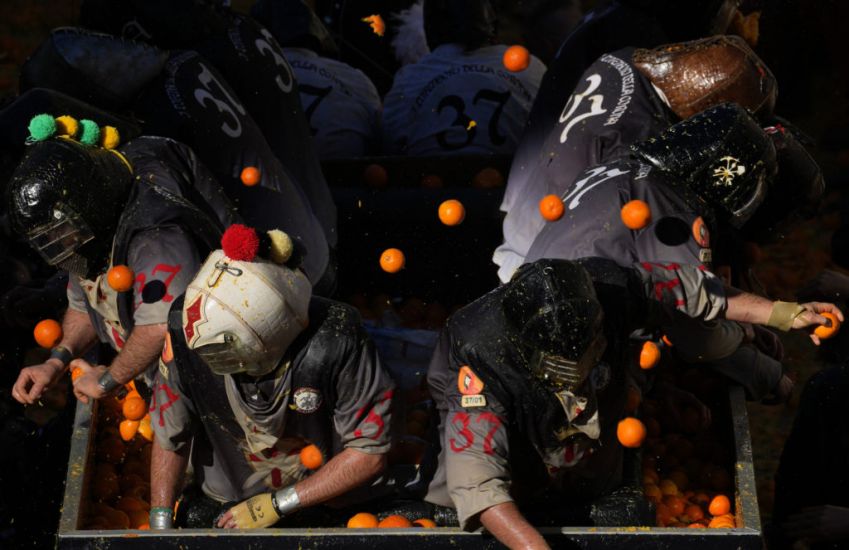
[284,48,382,159]
[524,158,711,270]
[525,158,744,364]
[153,298,395,503]
[382,44,546,156]
[495,48,673,281]
[68,226,200,358]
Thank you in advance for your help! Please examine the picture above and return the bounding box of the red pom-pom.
[221,224,259,261]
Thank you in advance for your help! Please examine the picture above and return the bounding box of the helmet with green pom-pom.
[7,138,134,278]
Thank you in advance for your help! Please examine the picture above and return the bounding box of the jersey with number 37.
[382,44,545,156]
[495,48,672,282]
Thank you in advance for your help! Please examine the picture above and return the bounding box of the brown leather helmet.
[633,35,776,121]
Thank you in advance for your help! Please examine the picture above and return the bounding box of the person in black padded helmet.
[424,256,839,548]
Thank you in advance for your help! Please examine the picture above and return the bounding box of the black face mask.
[740,125,824,244]
[503,259,605,392]
[7,138,132,277]
[631,102,776,228]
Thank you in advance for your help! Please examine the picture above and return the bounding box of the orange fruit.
[642,469,659,485]
[620,200,652,230]
[708,516,735,528]
[662,495,686,516]
[34,319,63,348]
[119,473,144,493]
[122,396,147,421]
[378,514,413,528]
[693,492,711,505]
[658,479,679,496]
[97,438,127,464]
[119,419,140,442]
[655,503,673,527]
[644,484,661,503]
[137,418,153,442]
[300,444,323,470]
[413,518,436,528]
[347,512,379,528]
[472,167,504,189]
[107,509,130,530]
[92,472,120,501]
[538,194,565,221]
[71,367,83,382]
[138,523,150,530]
[122,460,146,478]
[502,45,530,72]
[639,341,661,369]
[363,163,388,187]
[814,311,841,339]
[107,265,135,292]
[668,470,689,492]
[128,510,149,529]
[685,504,705,522]
[438,199,465,226]
[688,522,706,528]
[240,166,261,186]
[420,174,443,188]
[124,390,142,403]
[708,494,731,516]
[616,417,646,448]
[116,496,150,513]
[379,248,405,273]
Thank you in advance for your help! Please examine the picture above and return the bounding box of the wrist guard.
[50,346,73,368]
[272,485,301,517]
[97,370,122,394]
[149,507,173,529]
[766,301,806,331]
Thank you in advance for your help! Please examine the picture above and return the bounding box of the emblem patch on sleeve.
[691,217,710,248]
[461,394,487,408]
[457,365,484,395]
[293,387,322,413]
[161,332,174,363]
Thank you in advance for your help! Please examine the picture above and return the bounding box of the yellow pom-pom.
[100,126,121,149]
[267,230,293,264]
[55,115,79,138]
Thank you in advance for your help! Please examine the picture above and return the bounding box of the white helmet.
[182,225,312,377]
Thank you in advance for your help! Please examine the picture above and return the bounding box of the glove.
[219,493,280,529]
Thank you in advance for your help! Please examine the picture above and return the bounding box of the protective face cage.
[194,332,280,378]
[529,332,607,392]
[27,202,95,266]
[720,161,769,228]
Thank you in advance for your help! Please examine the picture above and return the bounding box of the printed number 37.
[559,74,606,143]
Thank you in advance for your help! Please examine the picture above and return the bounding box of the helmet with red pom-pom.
[182,224,310,377]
